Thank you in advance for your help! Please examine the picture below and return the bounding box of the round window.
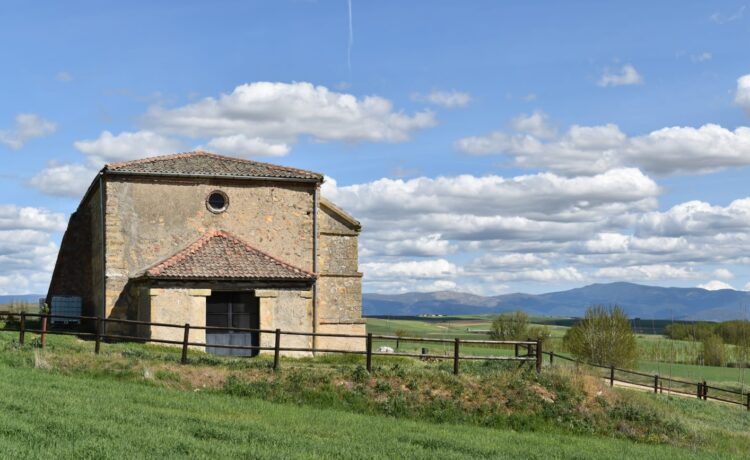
[206,191,229,213]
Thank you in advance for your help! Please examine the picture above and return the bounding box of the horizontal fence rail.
[546,351,750,410]
[6,312,543,375]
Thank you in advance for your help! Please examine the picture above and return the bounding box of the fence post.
[746,392,750,411]
[453,338,460,375]
[19,312,25,345]
[366,333,373,373]
[41,314,48,349]
[610,366,615,387]
[535,339,542,373]
[273,328,281,371]
[653,374,659,394]
[514,343,519,357]
[181,323,190,364]
[702,380,708,400]
[94,317,102,354]
[697,383,702,399]
[549,351,554,365]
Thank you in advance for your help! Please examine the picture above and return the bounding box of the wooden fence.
[9,312,543,375]
[546,351,750,410]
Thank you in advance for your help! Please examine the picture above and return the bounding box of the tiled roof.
[105,151,322,181]
[141,230,316,281]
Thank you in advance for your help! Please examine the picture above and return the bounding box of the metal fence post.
[95,317,102,354]
[366,333,373,373]
[549,351,554,365]
[610,366,615,387]
[535,339,542,373]
[654,374,659,394]
[702,380,708,400]
[181,323,190,364]
[453,338,460,375]
[19,312,25,345]
[273,328,281,371]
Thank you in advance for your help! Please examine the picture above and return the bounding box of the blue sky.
[2,0,750,296]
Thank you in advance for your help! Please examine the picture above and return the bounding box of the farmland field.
[366,315,750,391]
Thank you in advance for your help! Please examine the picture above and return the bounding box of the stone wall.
[46,179,103,319]
[141,288,210,346]
[137,286,313,356]
[317,323,366,352]
[317,201,363,325]
[104,177,315,319]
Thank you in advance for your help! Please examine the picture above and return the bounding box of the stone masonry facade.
[47,152,365,355]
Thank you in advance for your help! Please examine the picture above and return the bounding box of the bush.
[490,310,529,340]
[701,334,727,367]
[563,305,637,368]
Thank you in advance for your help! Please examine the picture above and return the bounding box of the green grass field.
[2,365,741,460]
[2,321,750,458]
[366,316,750,392]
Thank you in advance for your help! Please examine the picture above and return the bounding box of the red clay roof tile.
[141,230,315,281]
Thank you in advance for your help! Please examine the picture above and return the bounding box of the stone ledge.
[254,289,279,298]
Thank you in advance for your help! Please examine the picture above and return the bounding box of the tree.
[490,310,529,340]
[701,334,727,367]
[563,305,638,368]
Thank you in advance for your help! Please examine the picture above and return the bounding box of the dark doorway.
[205,291,260,356]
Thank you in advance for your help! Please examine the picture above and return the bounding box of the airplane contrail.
[348,0,353,75]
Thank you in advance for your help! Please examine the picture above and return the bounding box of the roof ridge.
[106,150,322,179]
[106,151,202,171]
[143,229,315,279]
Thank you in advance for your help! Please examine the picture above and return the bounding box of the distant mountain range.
[363,282,750,321]
[5,284,750,321]
[0,294,42,306]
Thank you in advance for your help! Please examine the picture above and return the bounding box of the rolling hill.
[363,282,750,320]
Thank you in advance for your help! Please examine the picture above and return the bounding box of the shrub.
[701,334,727,367]
[490,310,529,340]
[563,305,637,368]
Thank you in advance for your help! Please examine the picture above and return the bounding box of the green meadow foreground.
[0,366,740,460]
[1,326,750,459]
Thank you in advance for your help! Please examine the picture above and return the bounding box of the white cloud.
[484,267,584,282]
[690,52,712,63]
[56,71,73,82]
[457,121,750,176]
[0,114,57,150]
[595,264,698,281]
[597,64,644,87]
[362,259,460,280]
[28,163,99,198]
[365,234,456,257]
[324,168,658,224]
[470,253,550,270]
[73,130,186,166]
[0,205,67,232]
[0,208,66,295]
[143,81,436,144]
[713,268,734,280]
[736,74,750,115]
[411,90,472,108]
[698,280,735,291]
[204,134,289,157]
[510,110,557,140]
[635,198,750,237]
[710,6,745,24]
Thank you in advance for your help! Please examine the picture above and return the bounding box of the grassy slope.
[0,365,739,460]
